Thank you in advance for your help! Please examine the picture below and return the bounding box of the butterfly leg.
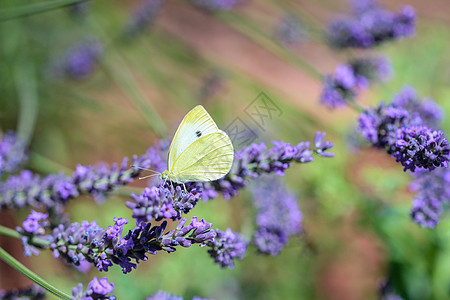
[182,182,188,194]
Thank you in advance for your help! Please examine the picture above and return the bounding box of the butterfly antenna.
[131,165,160,174]
[138,174,160,180]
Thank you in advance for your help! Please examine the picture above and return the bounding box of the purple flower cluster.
[206,228,248,269]
[0,131,28,176]
[320,56,392,109]
[124,0,165,37]
[393,126,449,172]
[46,216,216,274]
[409,168,450,228]
[187,0,238,12]
[21,210,49,234]
[327,0,415,49]
[250,176,302,256]
[0,142,167,211]
[146,291,213,300]
[357,89,449,172]
[127,183,203,223]
[72,277,115,300]
[62,40,103,79]
[320,65,357,109]
[0,285,45,299]
[275,14,307,48]
[204,132,333,200]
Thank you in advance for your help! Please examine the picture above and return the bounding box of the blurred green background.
[1,0,450,299]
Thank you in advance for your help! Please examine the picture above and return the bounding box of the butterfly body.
[161,105,234,184]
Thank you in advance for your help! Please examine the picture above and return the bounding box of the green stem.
[0,225,50,247]
[0,0,90,22]
[0,247,70,299]
[346,99,365,113]
[14,58,38,146]
[89,19,168,137]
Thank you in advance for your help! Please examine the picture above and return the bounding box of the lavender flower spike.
[326,0,416,49]
[0,131,28,176]
[72,277,115,300]
[28,216,217,274]
[0,285,45,299]
[409,168,450,228]
[206,228,248,268]
[251,175,302,256]
[62,39,103,79]
[0,141,167,211]
[124,0,165,37]
[320,64,358,109]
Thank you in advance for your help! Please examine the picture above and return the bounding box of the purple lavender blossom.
[0,141,167,211]
[127,184,202,223]
[0,285,45,299]
[0,131,28,176]
[327,0,416,49]
[187,0,238,12]
[357,94,449,172]
[251,175,302,256]
[206,228,247,268]
[320,64,357,109]
[124,0,165,37]
[203,134,329,201]
[68,1,90,18]
[409,168,450,228]
[22,210,49,234]
[391,86,443,128]
[42,216,216,274]
[72,277,115,300]
[393,126,449,172]
[62,40,102,79]
[146,291,183,300]
[275,14,308,48]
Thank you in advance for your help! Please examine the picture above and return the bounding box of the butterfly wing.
[168,105,219,172]
[172,131,234,182]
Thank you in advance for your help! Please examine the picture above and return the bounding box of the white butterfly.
[159,105,234,184]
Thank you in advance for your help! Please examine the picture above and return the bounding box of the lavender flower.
[21,210,49,234]
[0,285,45,299]
[62,40,102,79]
[40,216,216,274]
[393,126,449,172]
[206,228,248,268]
[127,184,202,223]
[187,0,238,12]
[391,86,443,128]
[68,1,90,18]
[0,141,167,211]
[0,131,28,176]
[275,14,307,47]
[320,64,358,109]
[124,0,165,37]
[409,168,450,228]
[251,176,302,256]
[72,277,115,300]
[146,291,182,300]
[203,133,331,201]
[146,292,213,300]
[327,0,416,49]
[357,92,449,172]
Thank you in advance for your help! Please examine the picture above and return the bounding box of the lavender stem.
[0,246,71,299]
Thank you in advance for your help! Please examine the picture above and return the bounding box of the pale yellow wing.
[172,131,234,182]
[168,105,219,171]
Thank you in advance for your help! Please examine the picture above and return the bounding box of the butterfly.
[153,105,234,185]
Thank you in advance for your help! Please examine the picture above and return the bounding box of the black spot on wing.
[196,130,202,137]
